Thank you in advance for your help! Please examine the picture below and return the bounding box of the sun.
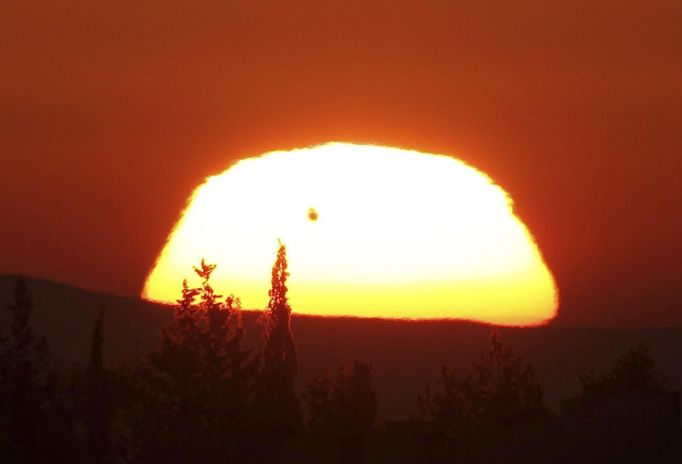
[143,142,558,326]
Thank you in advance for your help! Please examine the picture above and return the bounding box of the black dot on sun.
[307,207,318,222]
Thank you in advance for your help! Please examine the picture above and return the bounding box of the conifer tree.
[579,344,666,396]
[125,276,203,463]
[467,330,547,427]
[262,242,298,382]
[305,361,378,464]
[0,298,7,413]
[418,330,547,458]
[126,261,254,464]
[81,307,114,464]
[0,284,9,456]
[194,260,256,462]
[254,241,300,460]
[417,366,470,453]
[0,276,50,462]
[0,277,82,463]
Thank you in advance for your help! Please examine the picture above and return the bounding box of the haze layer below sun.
[143,143,558,326]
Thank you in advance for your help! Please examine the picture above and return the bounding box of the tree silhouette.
[129,279,203,462]
[254,241,300,461]
[125,261,254,464]
[417,366,471,453]
[261,242,298,384]
[0,276,83,463]
[0,294,6,424]
[468,330,547,426]
[564,346,676,463]
[79,307,115,464]
[305,360,378,464]
[418,330,547,459]
[0,276,51,462]
[580,344,666,396]
[194,259,256,463]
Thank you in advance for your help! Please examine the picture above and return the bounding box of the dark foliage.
[76,307,116,464]
[305,360,378,464]
[123,261,255,464]
[0,276,79,463]
[580,344,666,396]
[467,330,548,426]
[253,241,301,461]
[560,346,679,463]
[2,270,682,464]
[417,330,548,460]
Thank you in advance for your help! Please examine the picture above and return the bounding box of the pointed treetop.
[9,275,32,310]
[268,240,290,316]
[88,306,106,376]
[7,275,38,350]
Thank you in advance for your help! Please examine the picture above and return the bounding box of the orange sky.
[1,1,680,327]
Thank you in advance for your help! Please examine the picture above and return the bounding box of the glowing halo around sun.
[143,142,558,326]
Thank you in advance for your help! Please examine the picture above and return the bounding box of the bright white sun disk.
[143,143,558,326]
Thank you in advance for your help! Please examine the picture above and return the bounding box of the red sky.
[1,1,680,328]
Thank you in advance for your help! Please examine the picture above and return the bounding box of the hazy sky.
[1,1,680,328]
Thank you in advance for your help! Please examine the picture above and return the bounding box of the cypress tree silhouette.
[0,276,51,463]
[254,241,300,461]
[262,242,298,383]
[0,293,6,417]
[305,361,378,464]
[80,307,114,464]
